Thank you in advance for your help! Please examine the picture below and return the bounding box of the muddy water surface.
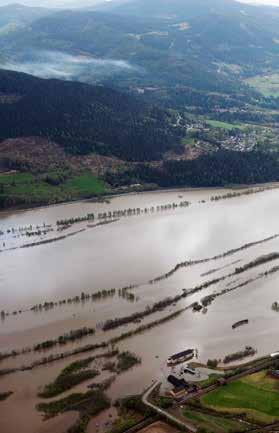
[1,187,279,433]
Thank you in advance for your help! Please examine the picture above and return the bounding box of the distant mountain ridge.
[100,0,245,19]
[0,3,52,34]
[1,0,279,94]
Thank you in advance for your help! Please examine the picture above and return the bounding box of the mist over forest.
[3,50,137,81]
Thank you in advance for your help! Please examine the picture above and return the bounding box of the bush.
[157,397,173,409]
[116,351,141,372]
[207,359,218,368]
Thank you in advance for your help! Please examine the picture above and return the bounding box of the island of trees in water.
[272,301,279,312]
[36,348,141,433]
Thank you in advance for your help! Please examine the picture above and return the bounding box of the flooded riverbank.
[1,186,279,433]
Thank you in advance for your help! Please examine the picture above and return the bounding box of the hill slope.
[1,3,278,96]
[101,0,243,19]
[0,69,183,161]
[0,3,51,35]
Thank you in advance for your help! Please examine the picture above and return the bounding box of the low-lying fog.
[1,49,137,81]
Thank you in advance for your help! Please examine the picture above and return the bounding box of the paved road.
[142,381,197,432]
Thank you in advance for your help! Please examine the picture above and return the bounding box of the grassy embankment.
[182,408,247,433]
[0,172,106,208]
[200,370,279,424]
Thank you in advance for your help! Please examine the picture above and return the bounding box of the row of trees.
[56,201,190,227]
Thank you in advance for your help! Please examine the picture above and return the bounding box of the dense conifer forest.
[0,70,183,161]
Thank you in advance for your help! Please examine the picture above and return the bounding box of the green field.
[63,174,106,196]
[201,371,279,424]
[0,172,106,209]
[206,120,245,130]
[199,374,222,388]
[245,74,279,97]
[183,408,247,433]
[0,172,34,186]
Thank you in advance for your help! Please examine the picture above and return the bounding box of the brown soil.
[0,137,70,172]
[0,137,126,175]
[138,421,180,433]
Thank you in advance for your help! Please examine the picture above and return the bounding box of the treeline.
[103,296,184,331]
[34,327,95,352]
[223,346,257,364]
[1,285,136,321]
[235,253,279,274]
[106,151,279,188]
[195,261,279,316]
[210,186,276,202]
[0,327,96,362]
[150,232,279,283]
[0,308,186,376]
[56,201,190,227]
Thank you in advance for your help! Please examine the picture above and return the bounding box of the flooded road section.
[1,186,279,433]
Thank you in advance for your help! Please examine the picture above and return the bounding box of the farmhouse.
[167,375,188,399]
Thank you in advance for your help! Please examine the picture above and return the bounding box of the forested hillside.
[1,3,278,96]
[0,69,183,161]
[106,151,279,188]
[1,0,279,209]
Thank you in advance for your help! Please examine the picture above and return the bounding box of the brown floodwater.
[1,186,279,433]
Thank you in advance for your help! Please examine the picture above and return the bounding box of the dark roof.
[170,349,194,361]
[167,375,188,389]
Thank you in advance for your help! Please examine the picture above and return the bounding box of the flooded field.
[1,185,279,433]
